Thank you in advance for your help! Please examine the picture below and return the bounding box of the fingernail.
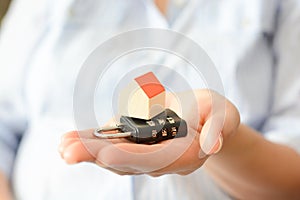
[200,131,223,155]
[208,134,223,154]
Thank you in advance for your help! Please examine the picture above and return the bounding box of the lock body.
[120,109,187,144]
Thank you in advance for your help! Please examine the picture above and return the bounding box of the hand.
[0,171,13,200]
[59,89,240,176]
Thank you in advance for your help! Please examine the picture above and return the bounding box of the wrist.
[206,123,259,165]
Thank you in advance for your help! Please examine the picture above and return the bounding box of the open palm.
[59,89,240,176]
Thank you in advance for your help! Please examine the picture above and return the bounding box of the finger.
[209,133,223,154]
[62,137,115,164]
[148,166,198,176]
[59,137,80,155]
[77,128,131,144]
[60,127,136,165]
[106,168,143,176]
[97,143,164,172]
[199,114,224,155]
[177,169,196,176]
[94,160,144,175]
[65,128,119,139]
[148,172,163,177]
[62,141,93,164]
[59,129,94,155]
[77,129,98,139]
[221,100,240,137]
[148,131,208,174]
[63,129,99,139]
[61,131,80,140]
[97,131,197,173]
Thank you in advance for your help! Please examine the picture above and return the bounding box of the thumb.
[199,115,224,156]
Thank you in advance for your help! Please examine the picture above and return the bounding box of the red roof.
[134,72,165,98]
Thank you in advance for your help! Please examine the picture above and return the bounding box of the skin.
[59,89,300,199]
[154,0,169,16]
[0,171,13,200]
[2,1,300,199]
[205,124,300,199]
[60,89,236,173]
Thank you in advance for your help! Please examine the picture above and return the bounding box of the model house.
[119,72,165,119]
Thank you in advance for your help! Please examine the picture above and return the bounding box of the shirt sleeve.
[262,0,300,154]
[0,1,29,177]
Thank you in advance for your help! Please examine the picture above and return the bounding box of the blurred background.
[0,0,11,25]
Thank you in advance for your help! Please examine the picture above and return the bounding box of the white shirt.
[0,0,300,199]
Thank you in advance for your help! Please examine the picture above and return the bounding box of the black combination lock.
[94,109,188,144]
